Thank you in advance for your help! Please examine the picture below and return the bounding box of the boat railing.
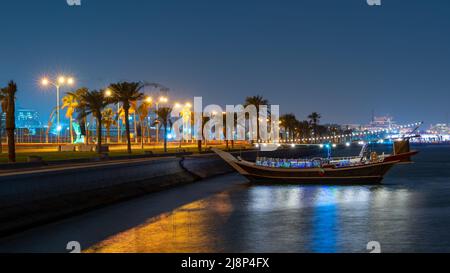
[255,156,366,169]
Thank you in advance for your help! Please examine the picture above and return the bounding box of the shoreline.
[0,152,246,237]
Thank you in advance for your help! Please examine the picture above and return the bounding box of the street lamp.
[41,75,75,143]
[104,89,112,97]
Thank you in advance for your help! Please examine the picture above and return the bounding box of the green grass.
[0,145,250,163]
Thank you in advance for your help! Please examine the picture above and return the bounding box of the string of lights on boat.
[254,121,423,147]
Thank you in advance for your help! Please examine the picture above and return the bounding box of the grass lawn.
[0,144,250,163]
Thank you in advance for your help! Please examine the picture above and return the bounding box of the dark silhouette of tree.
[77,90,109,154]
[109,82,144,154]
[308,112,322,141]
[68,88,89,144]
[155,107,173,153]
[280,113,297,141]
[0,88,7,154]
[3,81,17,162]
[244,95,269,142]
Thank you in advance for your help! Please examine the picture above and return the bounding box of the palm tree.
[68,88,89,144]
[109,82,144,154]
[62,93,79,143]
[244,95,269,142]
[0,88,7,153]
[308,112,322,140]
[137,101,152,149]
[4,81,17,162]
[101,108,116,144]
[77,90,109,154]
[280,113,297,141]
[155,107,173,153]
[294,120,310,142]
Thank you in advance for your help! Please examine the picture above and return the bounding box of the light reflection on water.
[85,147,450,253]
[85,185,413,253]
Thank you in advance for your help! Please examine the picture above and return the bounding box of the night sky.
[0,0,449,125]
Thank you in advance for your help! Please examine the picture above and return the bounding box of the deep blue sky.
[0,0,449,125]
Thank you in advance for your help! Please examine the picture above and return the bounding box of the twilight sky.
[0,0,449,125]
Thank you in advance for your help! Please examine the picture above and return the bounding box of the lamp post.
[145,96,153,144]
[41,76,75,143]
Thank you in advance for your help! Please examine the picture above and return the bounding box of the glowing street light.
[159,96,168,103]
[40,75,76,143]
[104,89,112,97]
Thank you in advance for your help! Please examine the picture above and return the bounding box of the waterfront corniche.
[0,147,352,236]
[0,152,239,236]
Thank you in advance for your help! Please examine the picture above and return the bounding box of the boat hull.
[383,151,419,163]
[211,148,403,185]
[236,161,395,185]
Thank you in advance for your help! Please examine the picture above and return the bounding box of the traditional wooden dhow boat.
[212,140,418,185]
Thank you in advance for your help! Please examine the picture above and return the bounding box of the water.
[1,145,450,253]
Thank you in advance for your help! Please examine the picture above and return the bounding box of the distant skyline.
[1,0,449,125]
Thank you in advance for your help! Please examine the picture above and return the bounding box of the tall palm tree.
[244,95,269,142]
[101,108,116,144]
[308,112,322,140]
[0,88,7,154]
[155,107,173,153]
[68,88,89,144]
[77,90,109,154]
[4,81,17,162]
[61,93,79,143]
[109,82,144,154]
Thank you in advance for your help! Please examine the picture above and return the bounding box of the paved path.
[0,173,248,253]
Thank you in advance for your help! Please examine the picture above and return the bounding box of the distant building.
[428,123,450,135]
[340,124,363,131]
[365,115,396,131]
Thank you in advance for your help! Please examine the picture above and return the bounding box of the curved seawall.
[0,153,238,237]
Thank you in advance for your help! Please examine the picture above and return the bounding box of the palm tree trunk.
[0,120,3,154]
[163,125,168,153]
[197,140,202,152]
[96,118,102,154]
[6,95,16,163]
[134,112,138,144]
[107,126,111,143]
[256,112,260,143]
[84,117,89,144]
[141,121,145,150]
[124,107,132,154]
[69,117,74,143]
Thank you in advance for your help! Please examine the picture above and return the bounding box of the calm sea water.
[84,145,450,253]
